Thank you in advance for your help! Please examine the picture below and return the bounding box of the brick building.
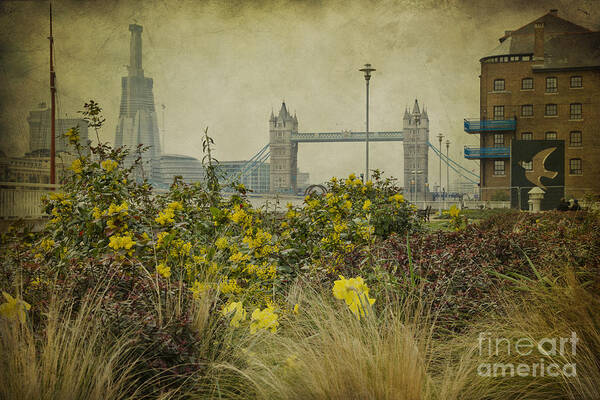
[464,9,600,204]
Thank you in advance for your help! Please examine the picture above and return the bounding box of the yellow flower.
[222,302,247,327]
[215,237,228,250]
[250,306,279,334]
[390,193,404,203]
[108,233,136,251]
[362,199,372,210]
[64,127,79,144]
[449,205,460,218]
[293,303,299,314]
[332,275,375,319]
[156,263,171,278]
[40,238,55,252]
[219,278,242,294]
[49,192,66,201]
[167,201,183,211]
[155,208,175,225]
[71,158,83,174]
[0,292,31,323]
[348,173,356,180]
[229,251,251,263]
[92,207,103,219]
[101,159,118,172]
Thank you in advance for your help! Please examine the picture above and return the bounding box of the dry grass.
[220,285,435,400]
[0,292,139,400]
[433,266,600,400]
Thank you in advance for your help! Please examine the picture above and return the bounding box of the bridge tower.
[403,99,429,200]
[269,102,298,193]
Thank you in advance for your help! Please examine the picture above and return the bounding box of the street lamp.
[446,139,451,197]
[359,63,375,181]
[437,133,443,191]
[437,133,443,213]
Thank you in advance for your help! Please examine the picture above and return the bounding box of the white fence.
[0,183,59,219]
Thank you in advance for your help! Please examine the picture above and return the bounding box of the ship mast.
[49,3,56,184]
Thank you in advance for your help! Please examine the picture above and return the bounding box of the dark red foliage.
[336,211,600,332]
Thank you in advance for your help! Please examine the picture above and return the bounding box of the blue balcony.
[464,146,510,159]
[464,118,516,133]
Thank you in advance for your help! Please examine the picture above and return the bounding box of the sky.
[1,0,598,186]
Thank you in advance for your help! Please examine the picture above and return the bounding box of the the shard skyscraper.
[114,24,161,182]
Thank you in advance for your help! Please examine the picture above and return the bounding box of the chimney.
[534,22,544,62]
[549,9,558,16]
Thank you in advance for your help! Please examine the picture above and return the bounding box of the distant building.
[114,24,162,182]
[27,102,89,156]
[158,154,205,186]
[269,103,298,193]
[296,170,310,193]
[114,24,206,188]
[218,161,271,193]
[403,100,430,201]
[0,152,73,184]
[0,102,87,185]
[465,9,600,206]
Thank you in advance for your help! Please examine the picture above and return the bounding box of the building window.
[521,104,533,117]
[546,77,557,93]
[494,133,504,147]
[545,131,557,140]
[521,78,533,90]
[493,105,505,120]
[522,55,531,61]
[522,161,533,171]
[494,160,505,176]
[569,158,582,175]
[570,131,582,147]
[494,79,505,91]
[570,76,582,88]
[521,132,533,140]
[545,104,557,116]
[570,103,582,119]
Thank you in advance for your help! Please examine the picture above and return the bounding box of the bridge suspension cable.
[427,141,479,185]
[225,143,271,184]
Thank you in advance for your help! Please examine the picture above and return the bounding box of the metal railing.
[0,182,59,219]
[464,146,510,159]
[464,118,516,133]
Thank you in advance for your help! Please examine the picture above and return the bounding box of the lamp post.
[446,139,451,199]
[437,133,443,213]
[359,63,375,181]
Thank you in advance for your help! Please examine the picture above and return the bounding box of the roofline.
[498,11,593,42]
[479,53,533,63]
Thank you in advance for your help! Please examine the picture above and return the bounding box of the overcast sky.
[1,0,598,185]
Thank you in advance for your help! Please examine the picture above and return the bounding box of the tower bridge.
[265,100,429,195]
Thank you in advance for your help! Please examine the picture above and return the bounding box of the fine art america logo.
[477,332,578,378]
